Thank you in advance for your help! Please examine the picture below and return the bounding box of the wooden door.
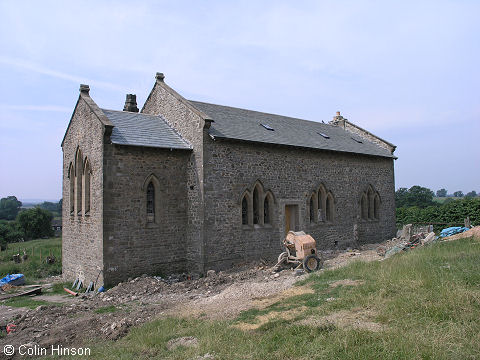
[285,205,297,235]
[285,206,291,235]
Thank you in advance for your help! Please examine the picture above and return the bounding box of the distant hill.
[20,199,61,208]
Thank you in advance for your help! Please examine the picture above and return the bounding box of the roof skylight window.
[351,136,363,143]
[317,132,330,139]
[260,123,274,131]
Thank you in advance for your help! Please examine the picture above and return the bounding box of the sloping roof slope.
[189,101,394,158]
[101,109,192,150]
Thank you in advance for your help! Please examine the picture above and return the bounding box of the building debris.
[442,226,480,241]
[378,224,438,259]
[439,226,470,238]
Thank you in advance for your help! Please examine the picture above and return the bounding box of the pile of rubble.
[376,224,436,259]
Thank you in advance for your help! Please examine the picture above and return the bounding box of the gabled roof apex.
[61,84,113,148]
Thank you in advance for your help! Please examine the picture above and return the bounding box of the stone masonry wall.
[343,121,395,153]
[102,144,190,286]
[62,97,105,285]
[203,138,396,270]
[142,77,206,274]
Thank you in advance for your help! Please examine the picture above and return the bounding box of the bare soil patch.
[329,279,365,288]
[300,308,385,332]
[0,240,397,357]
[234,306,308,331]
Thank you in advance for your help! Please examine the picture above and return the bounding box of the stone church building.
[62,73,397,286]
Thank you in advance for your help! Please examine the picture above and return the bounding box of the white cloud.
[0,56,125,91]
[0,104,71,112]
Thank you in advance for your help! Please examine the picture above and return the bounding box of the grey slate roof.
[189,101,394,158]
[101,109,192,150]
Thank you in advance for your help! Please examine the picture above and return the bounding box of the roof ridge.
[101,108,192,149]
[101,108,164,118]
[188,100,334,128]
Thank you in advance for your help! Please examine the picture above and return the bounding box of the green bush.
[16,207,53,240]
[397,197,480,225]
[0,221,23,249]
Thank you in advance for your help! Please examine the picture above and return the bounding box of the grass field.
[82,236,480,360]
[0,237,62,282]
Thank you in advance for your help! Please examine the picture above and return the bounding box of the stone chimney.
[155,72,165,82]
[329,111,346,127]
[79,84,90,95]
[123,94,139,112]
[333,111,343,121]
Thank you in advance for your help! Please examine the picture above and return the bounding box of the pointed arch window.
[75,149,83,215]
[146,182,155,223]
[240,182,275,228]
[309,196,315,223]
[360,186,380,220]
[264,191,274,225]
[83,159,91,215]
[264,197,270,224]
[318,186,326,222]
[68,163,74,215]
[253,186,260,225]
[367,188,374,219]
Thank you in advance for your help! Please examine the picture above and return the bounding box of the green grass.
[3,296,50,309]
[0,237,61,281]
[49,281,73,295]
[95,305,118,314]
[77,237,480,360]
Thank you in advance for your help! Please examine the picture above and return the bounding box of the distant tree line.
[0,196,60,249]
[396,186,480,225]
[435,188,477,198]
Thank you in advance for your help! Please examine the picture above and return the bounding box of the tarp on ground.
[0,274,25,287]
[440,227,469,238]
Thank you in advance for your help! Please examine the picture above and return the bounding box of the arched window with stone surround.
[240,182,275,228]
[253,186,260,225]
[309,196,315,223]
[264,191,274,225]
[240,190,252,226]
[146,181,155,223]
[143,174,160,225]
[68,163,74,215]
[83,159,91,215]
[367,187,374,219]
[75,149,83,215]
[318,185,326,222]
[360,185,380,220]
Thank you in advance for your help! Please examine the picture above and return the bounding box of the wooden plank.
[0,286,42,300]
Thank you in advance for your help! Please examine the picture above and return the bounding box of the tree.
[465,191,477,198]
[0,196,22,220]
[0,220,23,249]
[16,207,53,240]
[453,191,464,198]
[395,188,409,208]
[395,186,435,208]
[436,188,447,197]
[38,200,62,216]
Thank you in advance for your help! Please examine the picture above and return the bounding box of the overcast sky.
[0,0,478,201]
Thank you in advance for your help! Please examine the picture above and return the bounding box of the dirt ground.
[0,240,397,358]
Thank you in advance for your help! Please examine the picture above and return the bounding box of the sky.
[0,0,479,201]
